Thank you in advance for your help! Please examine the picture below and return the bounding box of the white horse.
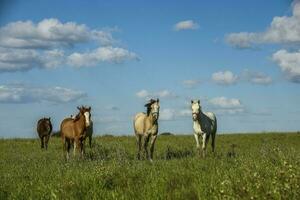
[133,99,160,161]
[191,100,217,157]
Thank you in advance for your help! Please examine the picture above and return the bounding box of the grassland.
[0,133,299,199]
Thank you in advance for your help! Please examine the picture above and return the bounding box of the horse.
[60,106,91,160]
[71,114,93,148]
[191,100,217,157]
[134,98,160,161]
[37,117,52,149]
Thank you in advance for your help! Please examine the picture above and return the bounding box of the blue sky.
[0,0,300,138]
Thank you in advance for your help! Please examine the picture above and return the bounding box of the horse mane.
[73,113,81,122]
[38,118,49,124]
[145,99,156,116]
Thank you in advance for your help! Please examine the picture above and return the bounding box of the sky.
[0,0,300,138]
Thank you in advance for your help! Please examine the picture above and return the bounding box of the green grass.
[0,133,300,199]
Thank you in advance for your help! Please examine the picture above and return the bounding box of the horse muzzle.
[192,113,198,121]
[152,112,159,120]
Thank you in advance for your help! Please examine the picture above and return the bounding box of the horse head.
[145,98,160,120]
[191,100,201,121]
[77,106,92,127]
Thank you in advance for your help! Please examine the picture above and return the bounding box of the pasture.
[0,133,299,199]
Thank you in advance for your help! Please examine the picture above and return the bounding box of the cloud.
[209,96,244,114]
[226,2,300,48]
[160,108,191,121]
[135,89,178,99]
[182,79,201,88]
[174,20,199,31]
[67,46,138,67]
[0,18,138,72]
[272,49,300,82]
[0,48,65,72]
[212,70,238,85]
[242,70,272,85]
[0,84,86,104]
[0,18,115,49]
[160,109,176,121]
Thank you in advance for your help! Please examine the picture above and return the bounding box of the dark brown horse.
[60,106,91,159]
[37,117,52,149]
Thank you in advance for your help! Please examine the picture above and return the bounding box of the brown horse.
[37,117,52,149]
[133,99,160,161]
[60,106,91,159]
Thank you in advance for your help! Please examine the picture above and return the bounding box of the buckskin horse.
[134,99,160,162]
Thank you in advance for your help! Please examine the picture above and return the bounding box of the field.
[0,133,300,199]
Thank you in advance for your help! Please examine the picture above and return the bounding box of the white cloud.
[160,109,176,121]
[182,79,201,88]
[272,49,300,82]
[0,18,138,72]
[209,96,244,115]
[242,70,272,85]
[135,89,178,99]
[0,48,65,72]
[174,20,199,31]
[67,46,138,67]
[212,70,238,85]
[0,84,86,104]
[160,108,191,121]
[226,2,300,48]
[136,89,149,98]
[0,18,115,49]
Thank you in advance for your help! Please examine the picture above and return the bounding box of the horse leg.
[45,135,50,150]
[73,139,78,157]
[194,133,200,154]
[202,133,209,158]
[89,135,92,148]
[80,139,84,158]
[149,135,157,162]
[40,136,44,149]
[143,134,150,160]
[136,135,142,160]
[66,139,71,160]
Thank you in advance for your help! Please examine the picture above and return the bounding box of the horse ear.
[77,106,81,111]
[191,100,193,104]
[48,117,51,120]
[157,98,159,103]
[198,100,200,104]
[88,106,91,111]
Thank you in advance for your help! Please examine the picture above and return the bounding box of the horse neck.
[196,111,203,125]
[147,113,157,126]
[74,114,86,132]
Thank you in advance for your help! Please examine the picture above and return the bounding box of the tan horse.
[60,106,91,159]
[37,117,52,149]
[134,99,160,161]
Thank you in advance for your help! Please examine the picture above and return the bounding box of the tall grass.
[0,133,299,199]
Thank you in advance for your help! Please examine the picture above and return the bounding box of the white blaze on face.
[191,102,200,120]
[152,103,160,119]
[84,111,90,127]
